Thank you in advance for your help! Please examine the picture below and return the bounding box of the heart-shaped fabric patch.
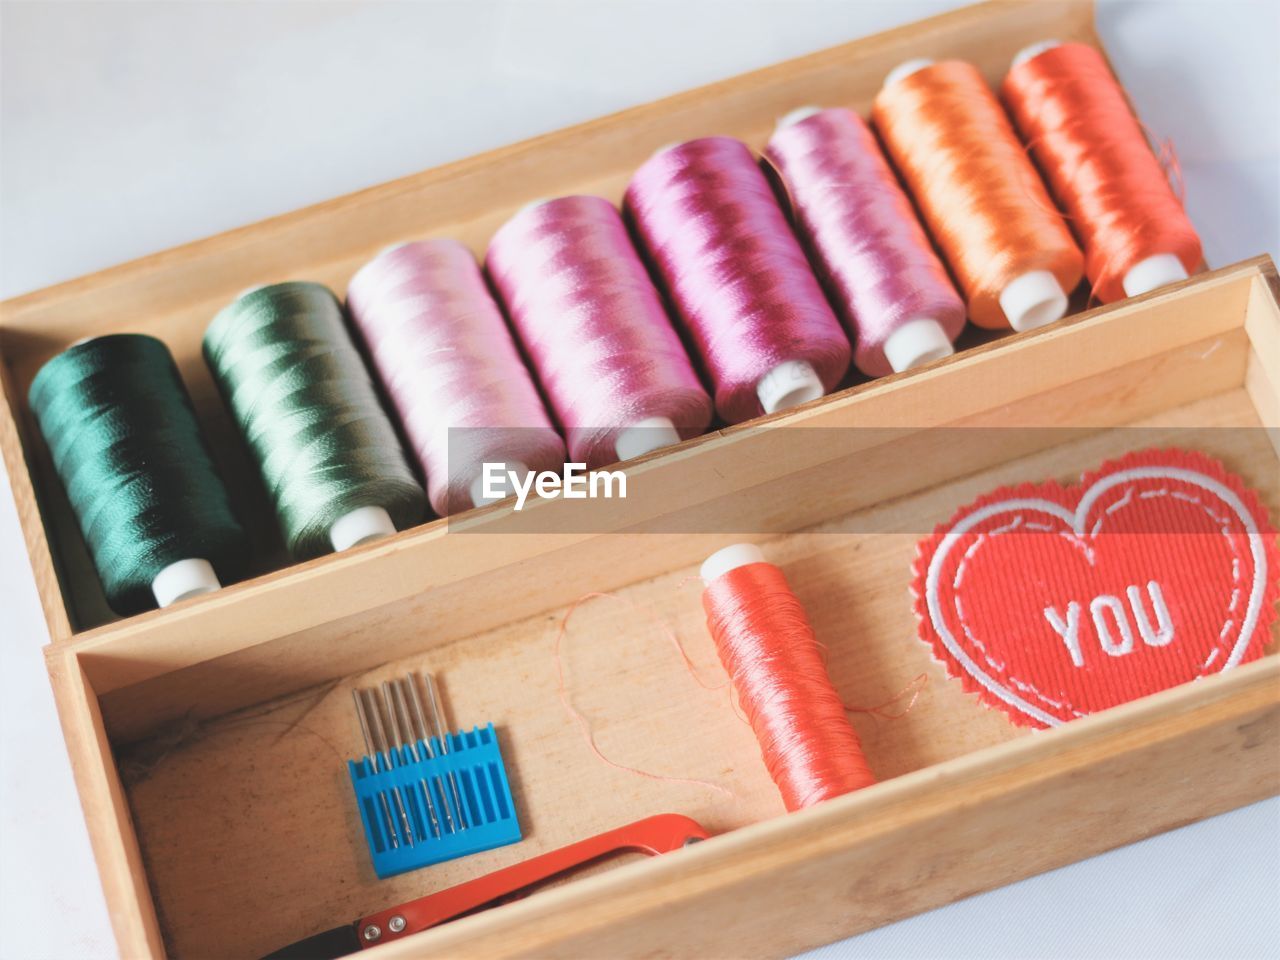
[912,449,1279,728]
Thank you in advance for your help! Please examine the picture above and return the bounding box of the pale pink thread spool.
[347,239,566,515]
[624,137,852,424]
[487,196,712,466]
[765,107,966,377]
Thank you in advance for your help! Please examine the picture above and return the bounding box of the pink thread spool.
[765,107,966,377]
[624,137,851,424]
[487,196,712,466]
[347,239,566,515]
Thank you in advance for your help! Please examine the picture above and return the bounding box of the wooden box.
[1,1,1277,957]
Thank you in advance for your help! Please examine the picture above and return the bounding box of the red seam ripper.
[263,813,710,959]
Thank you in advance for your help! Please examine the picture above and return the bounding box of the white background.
[1,1,1278,958]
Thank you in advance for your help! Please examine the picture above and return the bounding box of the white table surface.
[1,2,1277,958]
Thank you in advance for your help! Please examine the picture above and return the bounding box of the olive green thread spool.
[203,282,424,558]
[27,334,249,613]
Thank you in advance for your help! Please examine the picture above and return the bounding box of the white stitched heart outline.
[924,465,1269,727]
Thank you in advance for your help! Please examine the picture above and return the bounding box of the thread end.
[1000,270,1069,331]
[615,417,681,461]
[517,197,556,215]
[701,543,765,583]
[883,318,954,372]
[777,105,824,129]
[1122,253,1188,297]
[152,558,221,608]
[330,505,396,551]
[883,58,936,90]
[1010,39,1062,71]
[469,460,531,508]
[757,360,824,414]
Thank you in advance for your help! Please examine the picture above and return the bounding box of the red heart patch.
[913,449,1279,728]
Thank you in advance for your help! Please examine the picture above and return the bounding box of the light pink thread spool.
[347,239,566,515]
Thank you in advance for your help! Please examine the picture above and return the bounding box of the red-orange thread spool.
[873,59,1084,332]
[1002,41,1202,303]
[700,544,876,811]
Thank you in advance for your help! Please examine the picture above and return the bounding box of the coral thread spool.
[486,196,712,466]
[873,59,1085,331]
[701,544,876,811]
[347,239,566,514]
[765,106,966,376]
[1003,41,1203,301]
[625,137,851,422]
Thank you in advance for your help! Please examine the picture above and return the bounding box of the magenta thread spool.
[487,195,712,466]
[765,107,966,377]
[624,137,851,423]
[347,239,566,514]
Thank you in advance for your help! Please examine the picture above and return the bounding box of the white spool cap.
[883,318,955,372]
[518,197,554,215]
[469,460,531,508]
[999,269,1069,331]
[700,543,765,583]
[151,558,221,608]
[1011,39,1062,71]
[757,359,825,414]
[1122,253,1188,297]
[329,505,396,551]
[883,58,936,90]
[615,416,681,461]
[778,105,824,129]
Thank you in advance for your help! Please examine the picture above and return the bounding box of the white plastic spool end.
[1122,253,1188,297]
[778,105,824,129]
[329,505,396,551]
[1011,39,1062,71]
[377,241,416,257]
[700,543,766,583]
[883,318,954,372]
[883,58,936,90]
[615,416,681,461]
[469,460,531,508]
[757,359,825,414]
[517,197,555,215]
[999,269,1069,331]
[151,558,221,608]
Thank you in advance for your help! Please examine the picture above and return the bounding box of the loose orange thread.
[553,591,732,797]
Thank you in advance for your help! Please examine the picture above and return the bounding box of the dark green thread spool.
[203,282,424,558]
[27,334,249,614]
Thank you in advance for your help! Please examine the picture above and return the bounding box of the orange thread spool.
[872,59,1084,331]
[701,544,876,811]
[1002,42,1202,303]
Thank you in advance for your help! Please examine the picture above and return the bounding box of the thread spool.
[624,137,851,423]
[700,544,876,810]
[1003,41,1202,301]
[873,59,1085,331]
[486,196,712,466]
[765,106,966,376]
[347,239,566,514]
[204,282,424,557]
[27,334,248,613]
